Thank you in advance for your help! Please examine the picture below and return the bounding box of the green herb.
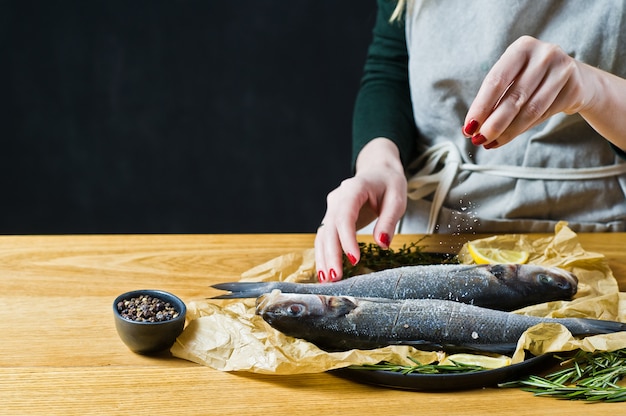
[500,349,626,402]
[342,239,458,278]
[348,356,488,375]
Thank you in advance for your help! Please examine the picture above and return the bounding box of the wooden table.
[1,233,625,415]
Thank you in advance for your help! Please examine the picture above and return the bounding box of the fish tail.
[563,317,626,336]
[210,282,277,299]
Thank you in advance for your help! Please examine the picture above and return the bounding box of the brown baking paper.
[171,222,626,373]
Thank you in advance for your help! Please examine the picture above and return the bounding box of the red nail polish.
[346,252,357,266]
[317,270,326,283]
[463,119,479,136]
[471,134,487,145]
[329,268,337,281]
[379,232,391,247]
[484,140,499,149]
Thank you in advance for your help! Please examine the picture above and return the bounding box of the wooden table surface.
[1,233,625,415]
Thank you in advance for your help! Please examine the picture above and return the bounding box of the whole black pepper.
[117,294,179,322]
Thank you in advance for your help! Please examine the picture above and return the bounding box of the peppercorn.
[117,294,180,322]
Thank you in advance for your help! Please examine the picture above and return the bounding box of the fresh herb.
[348,356,488,375]
[500,349,626,402]
[342,240,458,278]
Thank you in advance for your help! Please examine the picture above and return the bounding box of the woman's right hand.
[314,138,407,282]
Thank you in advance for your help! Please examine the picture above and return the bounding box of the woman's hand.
[463,35,626,152]
[314,138,407,282]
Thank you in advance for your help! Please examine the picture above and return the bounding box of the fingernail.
[471,134,487,145]
[463,119,479,136]
[379,232,391,248]
[317,270,326,283]
[346,252,358,266]
[329,268,337,281]
[484,140,499,149]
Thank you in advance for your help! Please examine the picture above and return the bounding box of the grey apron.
[396,0,626,234]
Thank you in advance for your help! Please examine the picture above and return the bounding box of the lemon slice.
[467,243,529,265]
[441,353,511,369]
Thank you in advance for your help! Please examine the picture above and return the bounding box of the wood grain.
[1,233,625,415]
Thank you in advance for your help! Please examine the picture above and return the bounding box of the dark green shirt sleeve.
[352,0,418,170]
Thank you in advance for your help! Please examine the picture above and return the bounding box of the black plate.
[332,354,555,391]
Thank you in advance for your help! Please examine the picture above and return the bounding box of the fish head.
[255,290,359,345]
[256,290,357,322]
[489,264,578,298]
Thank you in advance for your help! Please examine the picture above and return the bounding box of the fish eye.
[538,274,554,285]
[286,304,305,317]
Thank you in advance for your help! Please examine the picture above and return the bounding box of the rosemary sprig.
[348,356,488,375]
[500,349,626,402]
[342,240,458,278]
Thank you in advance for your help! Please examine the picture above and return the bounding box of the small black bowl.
[113,289,186,355]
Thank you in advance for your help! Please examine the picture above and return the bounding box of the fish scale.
[213,263,578,311]
[257,292,626,354]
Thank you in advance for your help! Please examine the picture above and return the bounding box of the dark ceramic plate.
[332,353,555,391]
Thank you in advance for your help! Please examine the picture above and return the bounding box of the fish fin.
[452,343,518,355]
[328,296,360,317]
[487,264,515,283]
[358,297,403,304]
[210,282,274,299]
[389,340,445,352]
[385,340,517,355]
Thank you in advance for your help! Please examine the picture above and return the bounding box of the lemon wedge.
[441,353,511,369]
[467,243,529,265]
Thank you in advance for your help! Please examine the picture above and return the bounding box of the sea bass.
[213,264,578,311]
[256,291,625,354]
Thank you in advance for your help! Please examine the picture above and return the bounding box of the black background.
[1,0,376,233]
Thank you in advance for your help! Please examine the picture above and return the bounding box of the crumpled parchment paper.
[171,222,626,373]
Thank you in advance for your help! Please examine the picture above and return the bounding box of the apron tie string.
[406,142,626,233]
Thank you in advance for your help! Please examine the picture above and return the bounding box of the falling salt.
[446,195,481,236]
